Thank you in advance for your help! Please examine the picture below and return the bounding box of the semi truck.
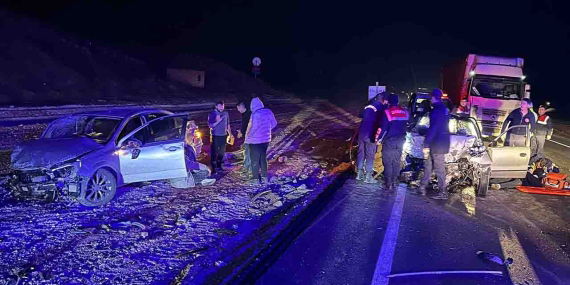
[442,54,530,137]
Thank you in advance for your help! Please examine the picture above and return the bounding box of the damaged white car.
[402,114,531,196]
[8,109,195,206]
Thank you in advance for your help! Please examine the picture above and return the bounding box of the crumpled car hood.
[11,137,103,170]
[404,133,477,162]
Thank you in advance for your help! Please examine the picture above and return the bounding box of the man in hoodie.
[418,89,450,199]
[355,93,385,183]
[379,94,409,191]
[208,101,232,173]
[500,98,535,147]
[245,97,278,184]
[237,100,252,176]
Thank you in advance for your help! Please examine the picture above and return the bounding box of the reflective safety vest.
[379,106,409,142]
[364,105,378,112]
[537,114,550,125]
[534,114,553,137]
[385,106,410,121]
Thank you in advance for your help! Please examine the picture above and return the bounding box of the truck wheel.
[477,168,491,197]
[78,169,117,206]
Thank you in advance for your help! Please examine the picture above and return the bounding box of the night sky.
[3,0,570,111]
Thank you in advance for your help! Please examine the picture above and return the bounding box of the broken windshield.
[470,76,522,100]
[42,115,121,144]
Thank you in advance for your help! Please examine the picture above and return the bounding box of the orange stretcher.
[516,173,570,196]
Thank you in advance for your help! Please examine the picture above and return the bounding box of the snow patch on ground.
[0,99,355,284]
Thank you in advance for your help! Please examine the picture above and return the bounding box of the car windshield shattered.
[42,115,121,143]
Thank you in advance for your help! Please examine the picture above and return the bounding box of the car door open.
[117,114,188,184]
[488,125,531,179]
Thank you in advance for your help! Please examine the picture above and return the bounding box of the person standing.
[245,97,277,184]
[355,93,385,183]
[236,100,252,176]
[418,89,450,199]
[379,94,409,191]
[208,101,232,173]
[500,98,535,147]
[533,104,553,160]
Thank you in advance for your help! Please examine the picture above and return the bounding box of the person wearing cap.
[418,89,450,199]
[533,104,553,160]
[500,98,536,147]
[378,94,409,191]
[355,93,385,183]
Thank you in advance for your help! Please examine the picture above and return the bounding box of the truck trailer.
[442,54,530,137]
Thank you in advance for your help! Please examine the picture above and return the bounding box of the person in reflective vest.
[534,104,553,160]
[378,94,409,191]
[356,93,385,183]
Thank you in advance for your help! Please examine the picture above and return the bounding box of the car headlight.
[469,145,486,155]
[52,162,79,179]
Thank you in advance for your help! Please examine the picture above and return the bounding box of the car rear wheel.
[78,169,117,206]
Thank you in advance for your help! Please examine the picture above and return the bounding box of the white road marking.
[371,186,406,285]
[548,139,570,149]
[499,228,541,285]
[387,270,504,278]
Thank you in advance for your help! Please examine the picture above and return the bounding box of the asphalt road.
[257,142,570,285]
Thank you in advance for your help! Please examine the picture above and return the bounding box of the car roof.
[75,108,172,119]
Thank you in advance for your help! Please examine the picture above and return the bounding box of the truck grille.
[480,120,504,127]
[480,120,503,136]
[482,108,507,117]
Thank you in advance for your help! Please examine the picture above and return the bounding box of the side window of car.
[146,117,185,143]
[117,116,143,143]
[145,113,168,122]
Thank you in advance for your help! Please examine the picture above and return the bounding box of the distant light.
[520,75,526,80]
[469,70,476,77]
[195,131,201,138]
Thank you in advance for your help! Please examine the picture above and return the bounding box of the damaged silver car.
[8,109,192,206]
[402,114,531,196]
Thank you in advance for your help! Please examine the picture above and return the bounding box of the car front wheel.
[476,167,491,197]
[78,169,117,206]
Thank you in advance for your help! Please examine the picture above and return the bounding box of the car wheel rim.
[86,172,113,203]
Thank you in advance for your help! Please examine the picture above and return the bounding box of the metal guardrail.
[0,97,297,125]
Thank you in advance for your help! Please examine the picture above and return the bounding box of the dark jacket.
[424,102,450,154]
[500,108,536,136]
[379,106,409,146]
[358,101,384,143]
[241,110,251,135]
[208,110,229,137]
[534,114,553,137]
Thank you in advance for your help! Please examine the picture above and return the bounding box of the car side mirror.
[122,139,142,149]
[131,148,141,160]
